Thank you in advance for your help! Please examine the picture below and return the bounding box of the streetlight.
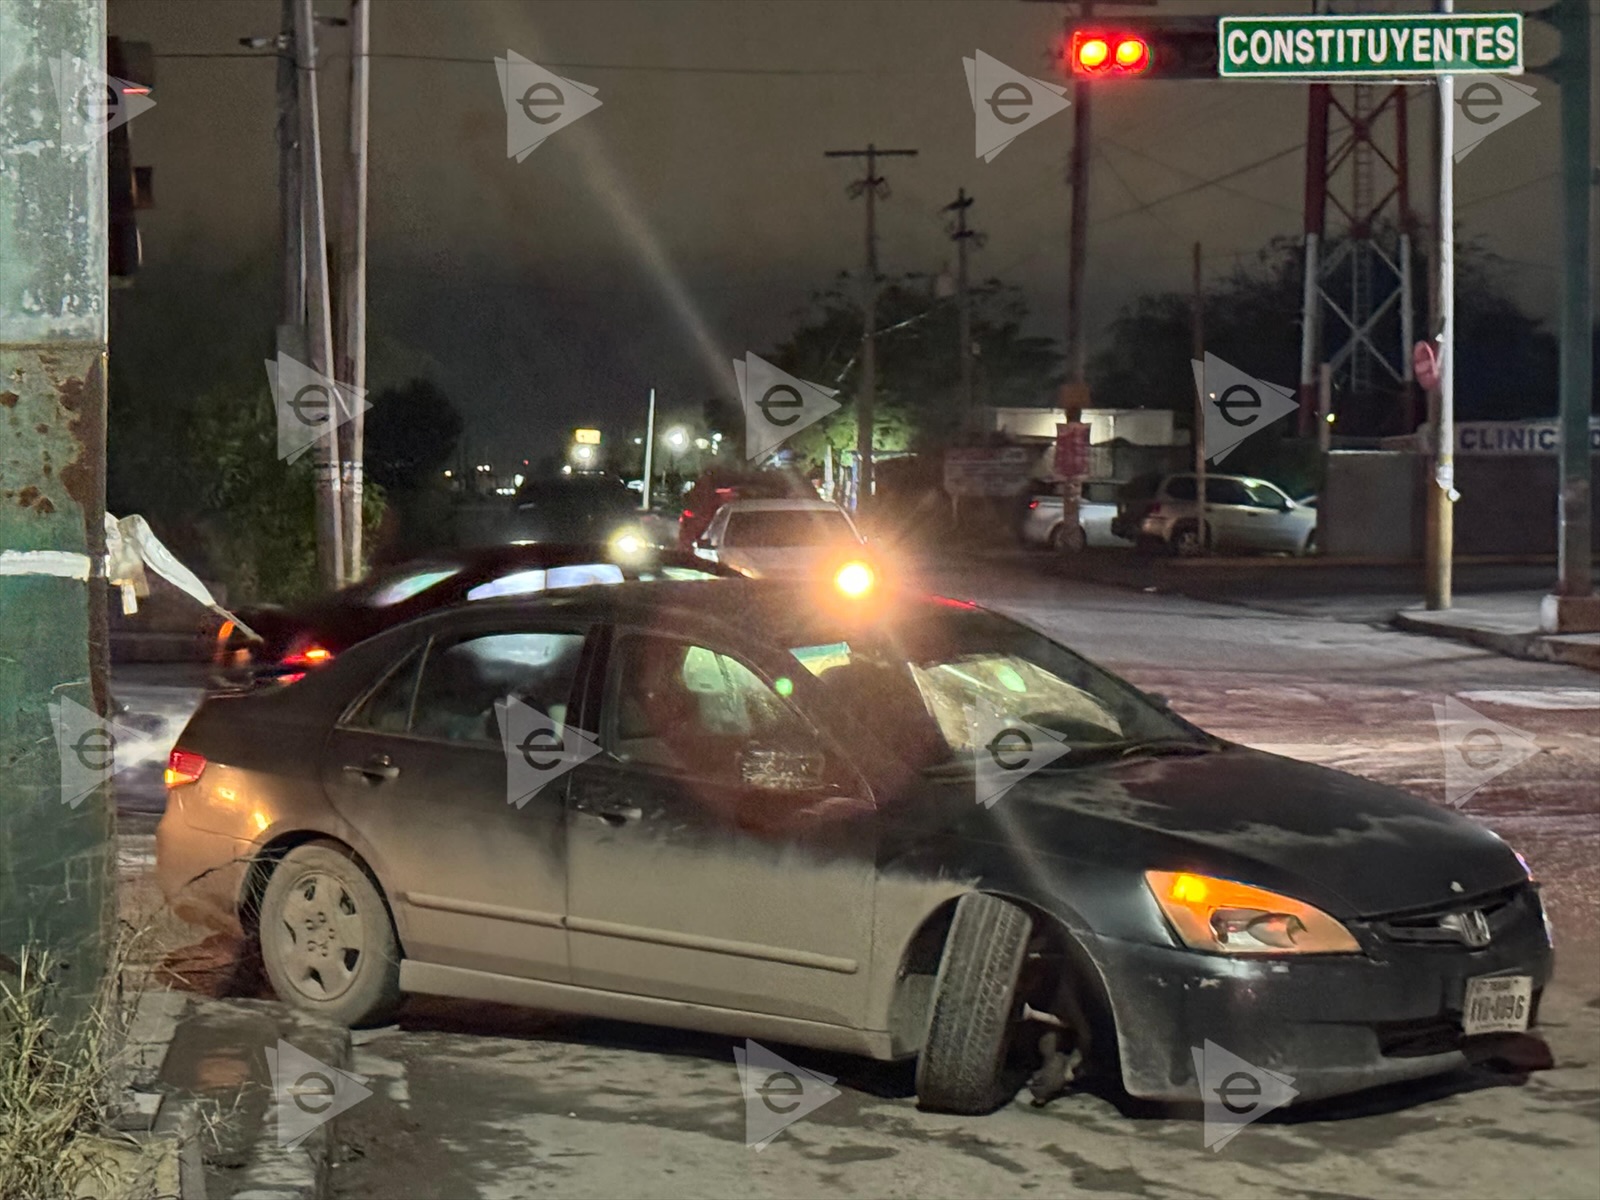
[665,427,688,451]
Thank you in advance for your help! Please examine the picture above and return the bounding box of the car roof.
[398,576,970,650]
[718,498,841,513]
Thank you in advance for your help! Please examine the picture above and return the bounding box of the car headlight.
[1144,870,1360,955]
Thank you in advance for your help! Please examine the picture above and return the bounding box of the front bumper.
[1088,889,1554,1103]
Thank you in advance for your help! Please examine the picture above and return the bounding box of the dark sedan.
[161,575,1550,1114]
[216,542,725,682]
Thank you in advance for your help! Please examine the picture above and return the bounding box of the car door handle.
[343,755,400,783]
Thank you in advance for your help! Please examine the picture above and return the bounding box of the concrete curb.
[1390,611,1600,672]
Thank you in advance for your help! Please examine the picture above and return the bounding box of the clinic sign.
[1219,14,1523,78]
[1456,420,1600,456]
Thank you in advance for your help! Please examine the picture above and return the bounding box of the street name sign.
[1218,13,1523,78]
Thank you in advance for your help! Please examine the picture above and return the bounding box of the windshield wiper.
[1114,737,1218,759]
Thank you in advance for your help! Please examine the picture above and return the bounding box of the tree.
[363,378,464,492]
[755,274,1064,464]
[1086,234,1565,436]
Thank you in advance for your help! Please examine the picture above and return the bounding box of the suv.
[1112,472,1317,556]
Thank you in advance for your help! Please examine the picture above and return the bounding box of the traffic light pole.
[0,0,115,1018]
[1542,0,1596,632]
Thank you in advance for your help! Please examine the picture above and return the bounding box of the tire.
[1301,529,1318,557]
[1055,524,1087,554]
[915,893,1033,1114]
[1170,522,1205,557]
[259,840,402,1028]
[1046,523,1062,551]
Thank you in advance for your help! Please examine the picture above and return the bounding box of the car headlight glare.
[1145,870,1360,956]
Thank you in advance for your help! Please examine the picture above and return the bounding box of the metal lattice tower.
[1297,82,1416,432]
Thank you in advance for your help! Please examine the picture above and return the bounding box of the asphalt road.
[117,560,1600,1199]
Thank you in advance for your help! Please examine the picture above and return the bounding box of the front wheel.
[915,893,1033,1114]
[259,840,402,1028]
[1170,522,1207,557]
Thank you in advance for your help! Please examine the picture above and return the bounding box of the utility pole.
[275,0,303,340]
[0,0,115,1017]
[1065,0,1094,389]
[944,188,984,418]
[1542,0,1596,632]
[294,0,345,589]
[336,0,370,580]
[1192,241,1207,549]
[824,143,917,507]
[1427,0,1456,610]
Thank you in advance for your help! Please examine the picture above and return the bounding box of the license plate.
[1462,974,1533,1035]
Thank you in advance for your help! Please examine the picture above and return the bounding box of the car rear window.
[724,509,853,548]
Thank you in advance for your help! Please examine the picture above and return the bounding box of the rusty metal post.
[0,0,115,1014]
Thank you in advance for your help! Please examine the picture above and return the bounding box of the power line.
[1092,140,1305,228]
[1458,171,1560,211]
[1099,136,1302,217]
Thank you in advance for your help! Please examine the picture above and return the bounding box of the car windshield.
[347,565,459,607]
[789,607,1200,769]
[725,509,854,548]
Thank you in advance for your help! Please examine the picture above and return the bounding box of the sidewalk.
[1392,592,1600,671]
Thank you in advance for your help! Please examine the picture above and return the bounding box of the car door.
[319,621,593,982]
[1201,477,1257,551]
[563,628,878,1029]
[1243,480,1301,552]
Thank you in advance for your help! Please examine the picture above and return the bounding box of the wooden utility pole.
[294,0,345,588]
[276,0,303,339]
[944,188,984,417]
[824,144,917,507]
[1192,241,1207,549]
[336,0,371,580]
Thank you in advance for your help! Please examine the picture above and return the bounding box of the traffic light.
[1061,16,1218,81]
[106,38,155,281]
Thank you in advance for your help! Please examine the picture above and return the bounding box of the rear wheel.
[1170,521,1206,557]
[259,840,401,1028]
[915,893,1033,1113]
[1301,529,1318,557]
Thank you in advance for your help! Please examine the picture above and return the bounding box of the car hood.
[898,745,1525,919]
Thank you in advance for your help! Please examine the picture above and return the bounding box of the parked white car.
[1018,482,1130,551]
[692,498,866,579]
[1112,473,1318,556]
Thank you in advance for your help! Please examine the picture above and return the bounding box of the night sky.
[110,0,1582,468]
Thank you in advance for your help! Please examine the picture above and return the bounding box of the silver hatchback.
[1115,473,1318,556]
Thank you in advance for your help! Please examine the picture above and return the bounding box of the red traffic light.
[1068,29,1153,77]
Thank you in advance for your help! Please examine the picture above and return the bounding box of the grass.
[0,937,142,1200]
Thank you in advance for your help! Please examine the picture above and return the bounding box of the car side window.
[1245,482,1288,510]
[411,631,587,744]
[606,634,823,783]
[344,647,425,733]
[1198,479,1243,505]
[1164,477,1196,501]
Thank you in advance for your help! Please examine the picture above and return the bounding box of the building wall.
[1323,451,1600,557]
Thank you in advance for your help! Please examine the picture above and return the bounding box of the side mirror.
[739,747,827,792]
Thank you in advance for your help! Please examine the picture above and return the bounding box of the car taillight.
[1147,503,1163,517]
[164,748,207,788]
[282,638,334,668]
[1028,500,1040,510]
[681,510,694,521]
